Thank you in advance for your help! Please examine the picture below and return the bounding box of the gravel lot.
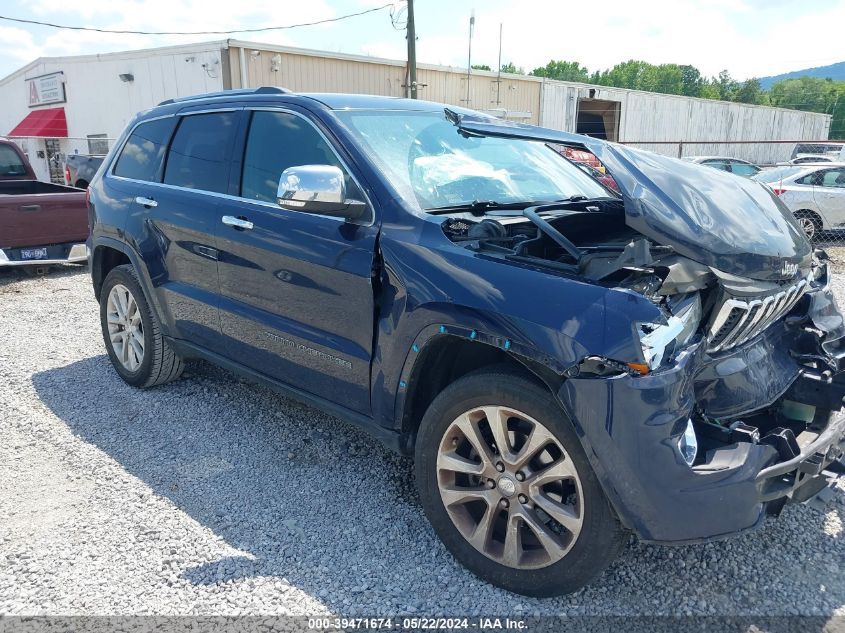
[0,265,843,617]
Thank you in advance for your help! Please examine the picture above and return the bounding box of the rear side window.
[164,112,238,194]
[113,118,176,182]
[0,144,27,177]
[241,110,352,203]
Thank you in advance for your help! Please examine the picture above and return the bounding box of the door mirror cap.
[277,165,367,221]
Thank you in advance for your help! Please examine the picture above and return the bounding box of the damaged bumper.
[558,283,845,544]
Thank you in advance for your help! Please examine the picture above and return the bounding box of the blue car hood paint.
[452,114,812,281]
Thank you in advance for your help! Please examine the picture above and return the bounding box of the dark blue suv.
[88,87,845,597]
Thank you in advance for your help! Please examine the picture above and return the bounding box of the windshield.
[752,166,805,183]
[0,144,27,177]
[334,110,609,211]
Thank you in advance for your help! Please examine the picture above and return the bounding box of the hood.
[449,111,812,281]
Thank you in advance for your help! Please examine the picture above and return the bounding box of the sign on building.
[28,72,66,107]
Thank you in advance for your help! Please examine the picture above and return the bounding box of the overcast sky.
[1,0,843,81]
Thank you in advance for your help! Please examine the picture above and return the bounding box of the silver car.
[756,162,845,239]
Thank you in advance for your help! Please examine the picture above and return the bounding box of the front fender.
[370,224,663,430]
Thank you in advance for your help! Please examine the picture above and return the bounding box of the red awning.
[8,107,68,138]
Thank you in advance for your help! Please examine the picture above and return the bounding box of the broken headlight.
[636,293,701,370]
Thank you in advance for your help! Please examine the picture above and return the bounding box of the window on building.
[240,110,355,203]
[87,134,109,156]
[113,118,176,182]
[163,112,238,194]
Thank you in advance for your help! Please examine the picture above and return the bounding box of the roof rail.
[158,86,291,106]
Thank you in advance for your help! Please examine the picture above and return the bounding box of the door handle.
[19,204,41,213]
[134,196,158,208]
[222,215,254,230]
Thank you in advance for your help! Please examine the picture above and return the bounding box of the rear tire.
[794,210,822,241]
[414,369,626,597]
[99,264,184,388]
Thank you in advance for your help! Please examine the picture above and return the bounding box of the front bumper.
[559,284,845,544]
[0,243,88,267]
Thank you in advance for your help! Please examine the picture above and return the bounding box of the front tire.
[99,264,184,388]
[415,369,626,597]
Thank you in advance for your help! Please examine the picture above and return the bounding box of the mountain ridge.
[759,61,845,89]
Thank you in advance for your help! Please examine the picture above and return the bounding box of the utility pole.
[407,0,417,99]
[495,22,502,106]
[465,10,475,105]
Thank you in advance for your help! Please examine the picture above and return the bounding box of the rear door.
[118,109,240,350]
[215,107,378,414]
[812,167,845,228]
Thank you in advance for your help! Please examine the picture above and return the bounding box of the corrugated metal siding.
[230,46,540,123]
[541,82,831,164]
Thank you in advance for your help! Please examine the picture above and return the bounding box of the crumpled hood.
[450,111,812,281]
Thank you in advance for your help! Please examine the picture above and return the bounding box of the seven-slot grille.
[706,277,809,353]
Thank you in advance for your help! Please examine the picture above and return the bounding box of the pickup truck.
[0,139,88,267]
[87,89,845,598]
[65,153,104,189]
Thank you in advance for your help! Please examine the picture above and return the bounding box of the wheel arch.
[90,238,169,334]
[794,208,825,231]
[396,328,566,453]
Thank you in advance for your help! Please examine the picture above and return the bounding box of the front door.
[216,108,378,414]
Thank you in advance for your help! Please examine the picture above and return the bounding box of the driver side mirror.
[277,165,368,221]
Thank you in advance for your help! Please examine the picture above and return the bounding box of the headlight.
[636,294,701,370]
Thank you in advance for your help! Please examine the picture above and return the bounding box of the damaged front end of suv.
[436,112,845,543]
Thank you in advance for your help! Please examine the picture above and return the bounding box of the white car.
[756,162,845,239]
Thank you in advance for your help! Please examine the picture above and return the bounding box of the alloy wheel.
[796,216,816,240]
[106,283,144,372]
[436,405,584,570]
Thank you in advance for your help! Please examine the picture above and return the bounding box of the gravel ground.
[0,265,843,617]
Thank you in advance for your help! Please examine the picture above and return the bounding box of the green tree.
[499,62,524,74]
[734,78,765,104]
[715,70,739,101]
[471,64,491,71]
[530,60,589,82]
[679,65,704,97]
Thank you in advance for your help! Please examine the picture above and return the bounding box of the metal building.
[0,39,831,182]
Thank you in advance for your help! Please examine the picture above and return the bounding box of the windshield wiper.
[426,197,593,215]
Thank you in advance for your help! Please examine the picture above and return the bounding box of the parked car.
[684,156,762,177]
[789,155,836,165]
[792,142,845,162]
[88,89,845,598]
[764,162,845,240]
[65,153,105,189]
[0,139,88,268]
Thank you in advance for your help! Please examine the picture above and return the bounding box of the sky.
[1,0,844,82]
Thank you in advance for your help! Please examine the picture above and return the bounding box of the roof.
[299,93,468,112]
[8,107,68,137]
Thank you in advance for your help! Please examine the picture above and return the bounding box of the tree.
[715,70,739,101]
[679,65,704,97]
[734,78,765,105]
[471,64,491,71]
[530,60,589,82]
[499,62,524,75]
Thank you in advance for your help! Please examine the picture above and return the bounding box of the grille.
[706,277,809,353]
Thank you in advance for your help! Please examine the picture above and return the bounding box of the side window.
[730,162,759,177]
[113,118,176,182]
[241,110,358,204]
[163,111,238,194]
[796,172,821,185]
[820,169,845,188]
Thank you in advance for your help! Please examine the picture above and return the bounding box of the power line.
[0,4,394,36]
